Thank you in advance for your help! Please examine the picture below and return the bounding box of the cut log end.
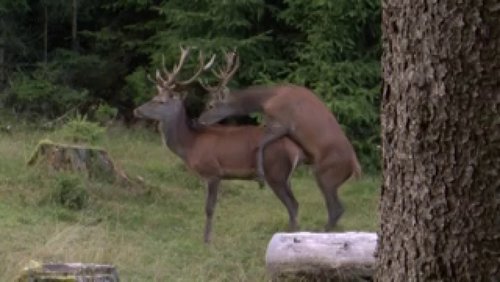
[265,232,377,281]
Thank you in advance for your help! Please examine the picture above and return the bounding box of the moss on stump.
[27,139,130,184]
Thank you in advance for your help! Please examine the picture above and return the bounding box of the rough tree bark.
[0,37,4,85]
[377,0,499,281]
[72,0,78,52]
[43,4,48,65]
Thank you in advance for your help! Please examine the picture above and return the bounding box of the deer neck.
[229,86,274,115]
[158,103,195,161]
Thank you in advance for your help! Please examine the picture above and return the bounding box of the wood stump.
[16,261,119,281]
[27,139,130,184]
[265,232,377,281]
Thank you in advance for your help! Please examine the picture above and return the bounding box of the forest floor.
[0,118,380,281]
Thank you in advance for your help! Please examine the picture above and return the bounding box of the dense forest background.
[0,0,381,172]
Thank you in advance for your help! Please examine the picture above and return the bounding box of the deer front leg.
[257,121,288,184]
[204,178,220,244]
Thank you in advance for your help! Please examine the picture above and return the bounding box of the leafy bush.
[93,103,118,125]
[59,114,105,145]
[121,67,154,106]
[4,71,88,118]
[51,173,89,210]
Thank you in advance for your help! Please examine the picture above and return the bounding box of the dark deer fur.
[198,83,362,230]
[134,93,307,243]
[133,47,308,243]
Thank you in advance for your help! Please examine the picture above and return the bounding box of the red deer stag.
[198,52,361,231]
[133,47,307,243]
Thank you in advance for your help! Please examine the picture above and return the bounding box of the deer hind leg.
[267,180,299,231]
[314,164,350,231]
[204,178,220,244]
[257,121,288,185]
[265,160,299,231]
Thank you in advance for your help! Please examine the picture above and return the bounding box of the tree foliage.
[0,0,381,172]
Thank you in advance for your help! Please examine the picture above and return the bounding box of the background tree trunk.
[72,0,78,52]
[377,0,499,280]
[0,35,4,86]
[43,4,48,65]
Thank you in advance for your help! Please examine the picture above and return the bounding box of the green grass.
[0,122,380,281]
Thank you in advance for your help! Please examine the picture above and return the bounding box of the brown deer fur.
[134,91,307,243]
[198,84,362,230]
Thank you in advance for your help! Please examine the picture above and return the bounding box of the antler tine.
[199,49,240,100]
[168,45,191,85]
[177,51,217,86]
[209,50,237,80]
[155,69,168,87]
[161,54,170,80]
[163,45,192,87]
[214,51,240,93]
[198,78,219,93]
[146,73,156,84]
[218,50,240,89]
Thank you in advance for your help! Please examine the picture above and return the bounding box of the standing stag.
[133,47,308,243]
[198,52,361,231]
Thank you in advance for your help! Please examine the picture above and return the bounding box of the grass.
[0,120,380,281]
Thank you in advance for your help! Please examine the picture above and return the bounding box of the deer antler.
[199,49,240,100]
[177,50,216,86]
[161,46,191,88]
[215,50,240,88]
[154,46,216,90]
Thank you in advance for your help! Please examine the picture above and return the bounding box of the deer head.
[199,49,240,110]
[134,46,215,121]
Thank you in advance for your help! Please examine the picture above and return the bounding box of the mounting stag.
[133,47,308,243]
[198,52,361,231]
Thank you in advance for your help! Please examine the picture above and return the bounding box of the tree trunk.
[72,0,78,52]
[0,36,4,85]
[377,0,500,281]
[43,4,48,65]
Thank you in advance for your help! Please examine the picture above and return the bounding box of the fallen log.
[27,139,131,184]
[265,232,377,281]
[16,261,120,282]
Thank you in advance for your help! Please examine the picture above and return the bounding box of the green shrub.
[4,71,88,119]
[60,114,105,145]
[93,103,118,125]
[51,173,89,210]
[121,67,153,107]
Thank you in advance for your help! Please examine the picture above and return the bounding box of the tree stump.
[265,232,377,281]
[27,139,130,184]
[16,261,119,282]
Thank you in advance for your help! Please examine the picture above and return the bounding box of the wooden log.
[16,261,119,281]
[265,232,377,281]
